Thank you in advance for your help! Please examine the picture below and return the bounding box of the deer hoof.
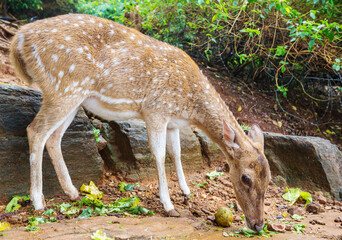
[167,209,180,217]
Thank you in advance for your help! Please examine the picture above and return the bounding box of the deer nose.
[253,223,264,232]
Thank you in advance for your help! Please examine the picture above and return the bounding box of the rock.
[272,175,287,187]
[317,195,327,204]
[327,199,334,205]
[233,216,242,222]
[310,219,325,225]
[276,214,284,219]
[264,132,342,200]
[267,223,286,233]
[193,130,225,167]
[285,224,292,231]
[100,120,203,181]
[287,206,304,216]
[97,135,107,151]
[334,217,342,222]
[306,203,321,214]
[335,201,342,206]
[0,85,104,201]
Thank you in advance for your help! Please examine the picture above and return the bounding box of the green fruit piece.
[215,207,234,227]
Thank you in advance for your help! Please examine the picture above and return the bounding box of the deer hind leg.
[45,108,79,200]
[27,99,83,210]
[145,116,179,217]
[166,127,190,196]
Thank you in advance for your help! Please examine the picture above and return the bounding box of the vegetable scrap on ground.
[0,170,341,239]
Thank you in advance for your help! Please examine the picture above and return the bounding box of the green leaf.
[119,182,128,192]
[43,209,55,216]
[292,214,305,220]
[78,207,93,219]
[5,195,29,213]
[282,187,312,206]
[206,170,224,179]
[308,39,316,52]
[310,12,315,19]
[25,226,39,232]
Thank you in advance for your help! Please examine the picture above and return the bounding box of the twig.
[0,24,16,36]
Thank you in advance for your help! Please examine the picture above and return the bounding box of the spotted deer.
[10,14,271,231]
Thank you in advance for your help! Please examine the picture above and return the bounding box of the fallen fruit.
[215,207,233,227]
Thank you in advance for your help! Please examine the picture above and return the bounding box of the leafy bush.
[76,0,341,97]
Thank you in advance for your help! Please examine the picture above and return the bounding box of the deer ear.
[223,120,240,149]
[248,124,264,152]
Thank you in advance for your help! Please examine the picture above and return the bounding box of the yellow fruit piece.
[215,207,234,227]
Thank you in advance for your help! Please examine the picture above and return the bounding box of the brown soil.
[0,172,342,239]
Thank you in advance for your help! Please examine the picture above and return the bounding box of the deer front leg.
[166,128,190,196]
[45,108,79,200]
[146,117,179,217]
[27,99,82,210]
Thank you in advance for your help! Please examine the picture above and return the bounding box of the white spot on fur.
[52,54,58,62]
[69,64,75,73]
[58,71,64,78]
[98,23,103,27]
[100,88,105,93]
[109,30,114,35]
[77,47,83,53]
[66,49,71,53]
[129,77,134,81]
[65,36,71,41]
[51,29,57,33]
[137,40,142,44]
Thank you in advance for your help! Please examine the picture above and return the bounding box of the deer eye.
[241,174,251,186]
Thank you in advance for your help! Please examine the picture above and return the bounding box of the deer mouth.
[245,217,264,232]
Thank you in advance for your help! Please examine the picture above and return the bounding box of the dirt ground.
[0,171,342,239]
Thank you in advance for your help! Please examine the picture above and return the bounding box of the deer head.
[222,121,271,232]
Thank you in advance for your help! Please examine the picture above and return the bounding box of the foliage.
[293,224,306,234]
[74,0,341,117]
[80,181,104,200]
[206,170,224,179]
[226,225,278,237]
[5,195,30,213]
[118,182,139,192]
[282,187,312,206]
[92,127,101,143]
[0,222,10,232]
[91,229,114,240]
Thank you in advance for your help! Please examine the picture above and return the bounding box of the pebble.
[267,223,286,233]
[210,196,221,201]
[325,206,332,210]
[201,193,207,199]
[334,217,341,222]
[285,224,292,231]
[317,195,327,204]
[309,219,325,225]
[265,201,271,206]
[288,206,304,216]
[334,201,342,207]
[276,214,284,219]
[234,216,242,222]
[306,203,321,214]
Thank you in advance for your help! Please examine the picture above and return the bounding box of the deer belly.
[82,97,142,121]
